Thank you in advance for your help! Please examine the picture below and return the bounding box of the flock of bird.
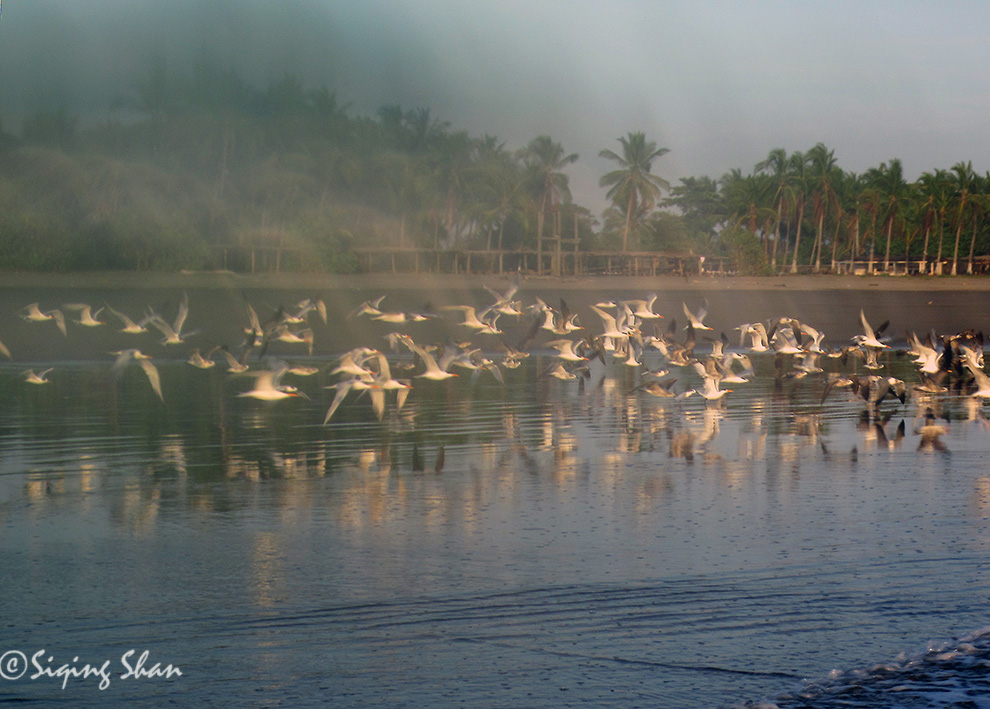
[4,283,989,438]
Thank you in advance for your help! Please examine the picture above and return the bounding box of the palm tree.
[805,143,840,272]
[786,151,810,273]
[599,132,671,251]
[857,188,883,273]
[949,161,979,275]
[720,169,775,241]
[829,171,859,271]
[470,136,526,250]
[664,176,725,244]
[519,136,578,274]
[375,151,426,247]
[432,130,475,247]
[916,169,952,274]
[755,148,796,269]
[863,159,909,272]
[966,173,989,274]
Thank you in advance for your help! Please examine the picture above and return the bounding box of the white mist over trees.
[0,61,988,274]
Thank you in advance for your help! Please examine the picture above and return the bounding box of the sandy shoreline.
[5,269,990,292]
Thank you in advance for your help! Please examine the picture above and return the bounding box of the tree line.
[0,61,987,275]
[686,145,990,276]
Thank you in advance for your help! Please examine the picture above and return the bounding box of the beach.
[6,269,990,292]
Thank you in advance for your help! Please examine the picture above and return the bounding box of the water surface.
[0,283,988,707]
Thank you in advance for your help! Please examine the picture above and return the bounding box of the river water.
[0,280,988,707]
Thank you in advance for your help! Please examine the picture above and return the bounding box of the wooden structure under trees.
[349,247,723,277]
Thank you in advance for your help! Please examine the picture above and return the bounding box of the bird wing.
[859,309,876,340]
[51,309,67,336]
[138,358,164,402]
[369,388,385,421]
[323,380,353,424]
[173,292,190,335]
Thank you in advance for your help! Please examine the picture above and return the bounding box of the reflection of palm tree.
[599,132,670,252]
[519,136,578,274]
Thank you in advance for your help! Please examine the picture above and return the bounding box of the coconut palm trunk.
[623,191,635,252]
[883,217,894,273]
[967,209,980,274]
[790,199,805,273]
[770,199,783,268]
[952,208,964,276]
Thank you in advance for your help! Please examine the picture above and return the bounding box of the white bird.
[286,364,320,377]
[371,310,431,324]
[720,352,754,383]
[399,335,460,381]
[270,324,314,356]
[365,351,413,419]
[323,376,378,423]
[187,347,218,369]
[442,305,502,335]
[22,368,53,385]
[533,298,583,335]
[111,349,164,402]
[323,351,409,423]
[237,367,306,401]
[590,304,636,341]
[769,321,804,354]
[20,303,67,336]
[484,283,524,317]
[797,320,828,353]
[347,295,387,319]
[217,345,251,373]
[331,348,379,378]
[65,303,105,327]
[105,304,153,334]
[282,298,327,325]
[543,361,590,381]
[545,338,587,362]
[621,294,662,320]
[906,331,942,374]
[682,300,713,331]
[736,322,770,352]
[854,309,890,349]
[243,302,269,340]
[962,349,990,398]
[149,292,194,345]
[692,361,731,400]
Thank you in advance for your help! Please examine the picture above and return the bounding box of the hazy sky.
[2,0,989,211]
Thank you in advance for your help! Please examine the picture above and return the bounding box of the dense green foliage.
[688,147,990,275]
[2,63,990,275]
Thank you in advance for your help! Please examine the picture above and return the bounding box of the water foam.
[741,627,990,708]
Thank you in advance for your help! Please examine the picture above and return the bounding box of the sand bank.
[4,270,990,292]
